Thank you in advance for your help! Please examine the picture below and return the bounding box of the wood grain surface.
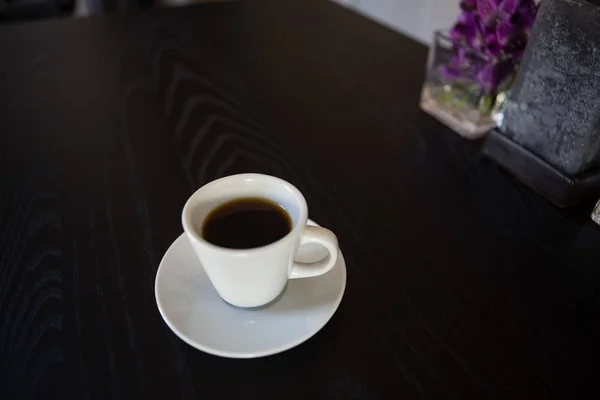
[1,1,600,399]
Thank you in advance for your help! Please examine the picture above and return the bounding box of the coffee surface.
[202,197,292,249]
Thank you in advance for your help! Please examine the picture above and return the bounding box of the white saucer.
[155,220,346,358]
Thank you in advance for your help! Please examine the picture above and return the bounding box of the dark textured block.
[484,0,600,205]
[498,0,600,177]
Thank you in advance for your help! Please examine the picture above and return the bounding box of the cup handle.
[290,225,339,279]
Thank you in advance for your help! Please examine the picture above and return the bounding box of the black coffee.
[202,197,292,249]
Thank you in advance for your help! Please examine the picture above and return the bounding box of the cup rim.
[181,174,308,255]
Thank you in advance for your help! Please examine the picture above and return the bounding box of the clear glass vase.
[420,29,513,140]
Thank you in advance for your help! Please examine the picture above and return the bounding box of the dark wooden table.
[1,1,600,398]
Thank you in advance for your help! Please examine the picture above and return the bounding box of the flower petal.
[499,0,519,15]
[450,12,478,43]
[507,1,537,28]
[518,3,538,29]
[496,21,515,46]
[456,47,468,65]
[485,38,502,56]
[440,64,462,82]
[477,0,499,24]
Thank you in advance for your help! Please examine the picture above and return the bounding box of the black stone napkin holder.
[483,0,600,207]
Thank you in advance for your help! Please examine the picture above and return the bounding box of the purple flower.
[496,21,514,46]
[513,1,538,29]
[452,0,538,57]
[484,33,501,56]
[476,0,499,26]
[500,0,520,15]
[450,12,478,42]
[440,47,486,84]
[455,47,469,65]
[441,0,538,93]
[440,64,462,82]
[440,47,469,82]
[478,0,524,27]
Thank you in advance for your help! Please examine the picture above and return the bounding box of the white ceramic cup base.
[155,220,346,358]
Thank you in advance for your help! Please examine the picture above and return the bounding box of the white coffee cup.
[181,173,339,308]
